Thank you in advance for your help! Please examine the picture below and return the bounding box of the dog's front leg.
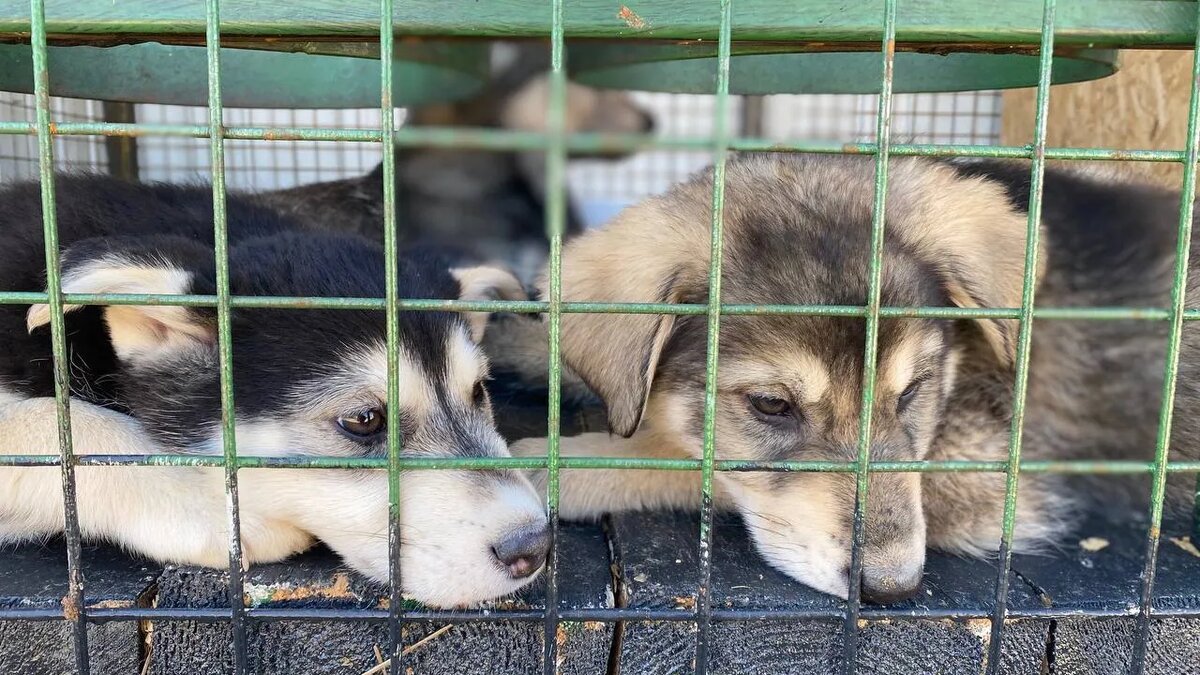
[0,397,300,568]
[510,425,727,520]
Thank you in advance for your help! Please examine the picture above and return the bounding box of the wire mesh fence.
[0,1,1199,675]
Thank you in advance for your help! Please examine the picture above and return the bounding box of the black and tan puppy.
[0,175,547,608]
[512,153,1194,603]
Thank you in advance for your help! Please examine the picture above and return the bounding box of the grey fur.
[257,42,652,285]
[507,153,1199,600]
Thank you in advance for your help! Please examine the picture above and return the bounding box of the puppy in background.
[261,41,654,286]
[0,175,547,608]
[512,153,1195,603]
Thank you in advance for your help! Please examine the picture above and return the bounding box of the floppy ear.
[551,199,706,437]
[450,265,528,342]
[893,163,1043,368]
[27,236,217,364]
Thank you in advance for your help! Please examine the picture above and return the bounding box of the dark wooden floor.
[3,382,1200,674]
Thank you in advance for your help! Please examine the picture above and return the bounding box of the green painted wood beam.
[0,1,1194,47]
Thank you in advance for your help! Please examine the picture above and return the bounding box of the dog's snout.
[641,113,656,134]
[491,521,550,579]
[860,571,921,605]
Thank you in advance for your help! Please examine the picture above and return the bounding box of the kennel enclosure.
[1,2,1200,674]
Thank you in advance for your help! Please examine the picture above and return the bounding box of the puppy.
[259,41,655,285]
[512,153,1195,603]
[0,175,547,608]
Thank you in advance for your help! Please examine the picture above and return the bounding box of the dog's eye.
[473,380,488,407]
[748,394,792,418]
[896,377,926,412]
[336,408,386,439]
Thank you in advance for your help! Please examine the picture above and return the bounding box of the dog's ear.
[894,163,1043,368]
[451,265,528,342]
[27,236,217,365]
[550,200,705,437]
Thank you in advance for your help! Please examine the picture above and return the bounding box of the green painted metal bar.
[28,0,89,668]
[987,1,1056,670]
[1132,4,1200,671]
[203,0,250,670]
[0,0,1195,45]
[541,0,567,669]
[12,603,1200,624]
[0,117,1194,165]
[10,604,1200,625]
[2,290,1199,322]
[694,1,734,670]
[844,0,896,669]
[375,0,404,669]
[7,454,1200,474]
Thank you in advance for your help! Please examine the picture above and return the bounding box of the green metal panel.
[570,47,1117,94]
[0,41,486,107]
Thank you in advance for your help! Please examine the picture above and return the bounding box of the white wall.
[1,90,1001,228]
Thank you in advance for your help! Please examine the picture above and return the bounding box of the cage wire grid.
[0,91,1005,209]
[0,1,1199,675]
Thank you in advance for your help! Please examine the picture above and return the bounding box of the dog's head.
[28,231,546,608]
[409,42,654,153]
[497,73,655,149]
[548,154,1036,602]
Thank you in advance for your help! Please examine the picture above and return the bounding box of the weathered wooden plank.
[0,1,1193,47]
[1008,494,1200,675]
[609,511,1048,675]
[148,524,614,675]
[0,540,158,675]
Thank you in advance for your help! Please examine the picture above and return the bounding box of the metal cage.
[1,1,1199,674]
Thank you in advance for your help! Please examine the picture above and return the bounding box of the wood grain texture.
[1010,499,1200,675]
[0,541,157,675]
[1001,49,1195,188]
[148,527,614,675]
[610,511,1048,674]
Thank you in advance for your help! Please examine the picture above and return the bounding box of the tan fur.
[0,396,544,608]
[514,154,1138,602]
[718,349,831,406]
[879,328,941,396]
[501,75,652,140]
[510,420,712,519]
[26,259,212,363]
[546,197,709,435]
[450,265,527,342]
[882,162,1044,367]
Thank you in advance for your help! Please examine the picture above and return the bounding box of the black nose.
[491,522,550,579]
[641,113,656,134]
[861,575,921,605]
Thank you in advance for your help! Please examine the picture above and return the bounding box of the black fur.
[0,174,469,447]
[254,43,632,284]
